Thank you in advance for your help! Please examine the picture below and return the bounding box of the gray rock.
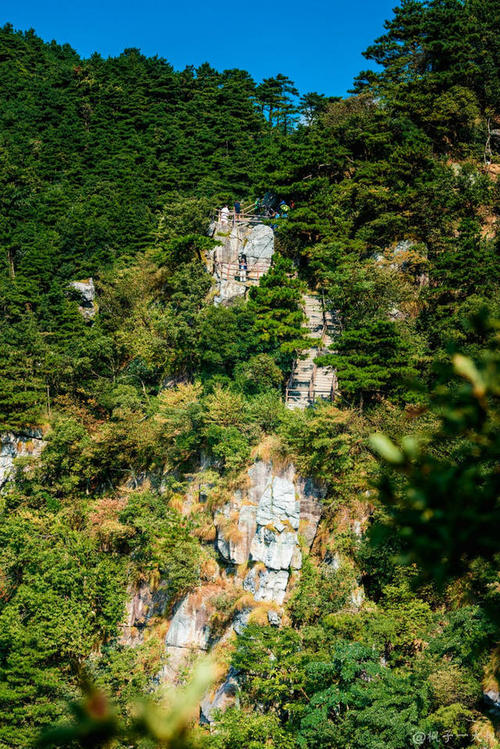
[243,567,289,604]
[0,430,45,490]
[291,545,303,570]
[296,477,324,549]
[255,474,300,531]
[215,497,257,565]
[214,279,246,306]
[212,461,322,612]
[247,461,273,504]
[267,610,281,627]
[484,689,500,716]
[350,586,365,609]
[165,593,211,651]
[200,668,240,724]
[244,224,274,263]
[324,552,341,571]
[120,581,170,646]
[250,526,297,571]
[232,608,251,636]
[249,468,303,571]
[393,239,416,256]
[69,278,97,320]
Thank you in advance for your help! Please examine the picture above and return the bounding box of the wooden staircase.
[286,295,340,410]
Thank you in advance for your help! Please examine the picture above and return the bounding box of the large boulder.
[165,591,212,651]
[160,585,219,682]
[216,460,323,600]
[250,527,299,571]
[244,224,274,264]
[214,279,246,306]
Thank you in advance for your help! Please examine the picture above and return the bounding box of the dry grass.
[311,521,331,558]
[470,718,497,748]
[225,525,244,545]
[252,434,290,471]
[151,618,170,642]
[248,601,280,626]
[483,645,500,694]
[216,513,244,546]
[193,519,217,542]
[200,555,219,581]
[234,593,257,611]
[148,568,162,591]
[169,493,185,513]
[236,561,249,579]
[209,637,236,682]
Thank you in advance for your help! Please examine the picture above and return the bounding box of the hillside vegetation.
[0,1,499,747]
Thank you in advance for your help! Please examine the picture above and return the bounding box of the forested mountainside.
[0,0,499,746]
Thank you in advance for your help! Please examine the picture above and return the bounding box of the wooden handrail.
[216,209,274,224]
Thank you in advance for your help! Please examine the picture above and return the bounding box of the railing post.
[309,363,317,404]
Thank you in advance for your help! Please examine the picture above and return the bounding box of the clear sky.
[0,0,396,97]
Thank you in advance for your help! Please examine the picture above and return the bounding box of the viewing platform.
[208,208,275,303]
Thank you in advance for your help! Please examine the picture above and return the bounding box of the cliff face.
[120,458,324,715]
[209,217,275,304]
[216,462,322,598]
[69,278,98,321]
[0,430,45,490]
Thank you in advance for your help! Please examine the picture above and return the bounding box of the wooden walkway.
[286,295,340,409]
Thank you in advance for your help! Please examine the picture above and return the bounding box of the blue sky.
[1,0,396,96]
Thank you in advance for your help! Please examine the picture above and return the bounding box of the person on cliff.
[279,200,290,217]
[220,205,230,225]
[234,200,241,223]
[239,253,247,283]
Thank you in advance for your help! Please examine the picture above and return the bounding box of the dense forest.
[0,0,499,746]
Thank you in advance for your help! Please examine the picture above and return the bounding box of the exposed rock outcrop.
[121,458,323,711]
[215,490,257,565]
[243,567,289,605]
[214,279,246,306]
[69,278,98,320]
[211,217,275,304]
[160,585,218,683]
[215,461,323,601]
[200,668,240,724]
[0,430,45,490]
[244,224,274,266]
[120,581,170,647]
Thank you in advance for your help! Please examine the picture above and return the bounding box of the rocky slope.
[120,457,326,718]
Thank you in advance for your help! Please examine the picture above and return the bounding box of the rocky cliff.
[0,430,45,490]
[120,457,325,718]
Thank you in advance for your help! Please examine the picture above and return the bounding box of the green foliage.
[369,330,500,583]
[248,255,307,369]
[207,708,294,749]
[119,492,202,602]
[38,660,214,749]
[0,4,499,746]
[0,510,127,747]
[323,319,419,407]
